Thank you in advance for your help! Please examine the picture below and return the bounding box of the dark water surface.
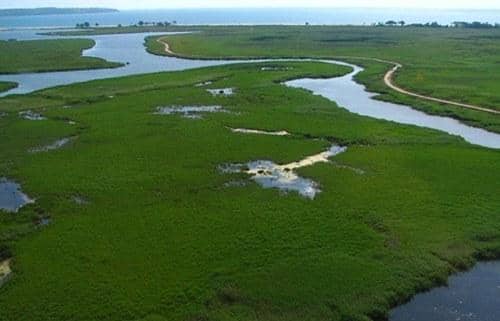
[390,261,500,321]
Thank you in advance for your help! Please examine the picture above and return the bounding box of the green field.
[0,59,499,321]
[0,38,122,74]
[142,25,500,133]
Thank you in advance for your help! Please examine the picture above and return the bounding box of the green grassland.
[0,82,17,93]
[1,61,499,321]
[143,25,500,132]
[0,38,122,74]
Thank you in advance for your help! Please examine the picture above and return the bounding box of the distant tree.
[95,23,99,27]
[83,22,90,28]
[172,20,178,25]
[138,20,144,26]
[451,21,494,28]
[118,24,122,27]
[157,22,164,27]
[305,22,310,26]
[385,20,397,26]
[399,20,405,26]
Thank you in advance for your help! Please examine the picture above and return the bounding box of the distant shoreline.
[0,8,119,17]
[0,8,498,29]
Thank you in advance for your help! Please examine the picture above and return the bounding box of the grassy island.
[0,38,122,75]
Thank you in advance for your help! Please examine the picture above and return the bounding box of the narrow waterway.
[285,62,500,149]
[0,31,241,96]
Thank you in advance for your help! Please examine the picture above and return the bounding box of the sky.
[1,0,500,9]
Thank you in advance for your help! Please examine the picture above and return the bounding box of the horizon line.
[2,6,500,10]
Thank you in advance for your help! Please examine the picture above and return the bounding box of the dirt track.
[384,64,500,115]
[157,38,500,115]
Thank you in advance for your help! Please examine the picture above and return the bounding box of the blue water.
[390,261,500,321]
[0,8,499,28]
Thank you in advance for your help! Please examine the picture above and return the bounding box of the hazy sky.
[2,0,500,9]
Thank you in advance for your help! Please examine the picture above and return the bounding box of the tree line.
[76,20,178,29]
[374,20,500,28]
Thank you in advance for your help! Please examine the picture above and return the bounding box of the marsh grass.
[0,38,122,74]
[145,26,500,132]
[0,62,499,321]
[0,82,17,94]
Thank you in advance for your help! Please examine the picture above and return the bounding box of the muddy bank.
[230,128,290,136]
[155,105,226,119]
[0,259,12,287]
[195,81,213,87]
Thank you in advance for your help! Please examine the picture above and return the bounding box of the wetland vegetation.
[0,38,122,74]
[144,25,500,132]
[0,59,499,321]
[0,81,17,94]
[0,22,500,321]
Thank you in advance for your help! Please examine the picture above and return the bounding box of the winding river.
[1,29,499,149]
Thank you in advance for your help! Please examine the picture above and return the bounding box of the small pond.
[0,178,34,213]
[19,110,46,121]
[155,105,226,119]
[29,137,74,153]
[220,144,347,199]
[207,88,234,96]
